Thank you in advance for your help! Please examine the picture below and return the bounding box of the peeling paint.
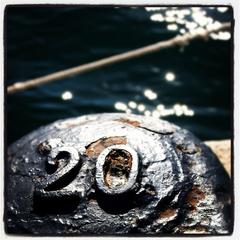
[85,136,127,158]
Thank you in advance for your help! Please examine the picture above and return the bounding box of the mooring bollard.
[6,113,232,235]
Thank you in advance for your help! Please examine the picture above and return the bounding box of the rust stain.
[105,149,132,170]
[115,118,141,127]
[178,225,207,234]
[104,149,132,187]
[85,136,127,158]
[159,208,176,219]
[195,225,207,233]
[176,144,201,154]
[186,186,205,211]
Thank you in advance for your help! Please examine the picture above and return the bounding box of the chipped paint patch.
[85,136,127,158]
[115,118,141,127]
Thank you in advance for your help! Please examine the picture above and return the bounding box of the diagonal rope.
[7,22,231,94]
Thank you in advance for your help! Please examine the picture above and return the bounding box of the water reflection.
[61,91,73,100]
[128,101,137,109]
[144,89,158,100]
[150,13,164,22]
[146,6,231,41]
[165,72,175,82]
[113,7,230,120]
[137,104,146,112]
[114,102,128,111]
[210,31,231,40]
[167,24,178,31]
[7,6,231,144]
[114,100,195,119]
[217,7,228,13]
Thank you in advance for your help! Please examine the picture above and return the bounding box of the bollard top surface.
[5,113,232,235]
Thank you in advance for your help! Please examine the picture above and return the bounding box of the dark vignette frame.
[3,3,235,237]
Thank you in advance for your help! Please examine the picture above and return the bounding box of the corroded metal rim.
[96,144,139,195]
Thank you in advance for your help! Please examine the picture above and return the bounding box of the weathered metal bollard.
[5,113,232,235]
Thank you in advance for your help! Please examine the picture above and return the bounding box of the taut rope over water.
[7,22,231,94]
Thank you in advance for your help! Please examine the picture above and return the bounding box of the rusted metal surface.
[85,136,127,158]
[5,113,232,235]
[186,186,205,211]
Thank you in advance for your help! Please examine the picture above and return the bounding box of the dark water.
[5,6,232,144]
